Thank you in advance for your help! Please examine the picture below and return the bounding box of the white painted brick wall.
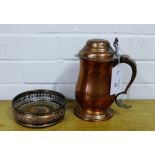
[0,35,60,60]
[23,61,79,83]
[0,61,22,83]
[0,24,155,100]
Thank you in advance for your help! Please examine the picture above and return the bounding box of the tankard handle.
[115,54,137,108]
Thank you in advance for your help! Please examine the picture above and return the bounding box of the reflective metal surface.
[76,39,117,62]
[75,39,137,121]
[12,89,67,128]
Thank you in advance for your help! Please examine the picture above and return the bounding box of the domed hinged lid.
[76,39,117,62]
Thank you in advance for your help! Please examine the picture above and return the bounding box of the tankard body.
[74,39,137,121]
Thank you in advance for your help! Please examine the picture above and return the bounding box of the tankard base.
[74,104,113,122]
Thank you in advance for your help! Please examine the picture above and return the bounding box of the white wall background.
[0,24,154,100]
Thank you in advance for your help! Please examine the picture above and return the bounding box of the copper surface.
[77,39,117,62]
[75,39,137,121]
[75,59,115,121]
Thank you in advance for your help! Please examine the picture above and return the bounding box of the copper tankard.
[74,38,137,121]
